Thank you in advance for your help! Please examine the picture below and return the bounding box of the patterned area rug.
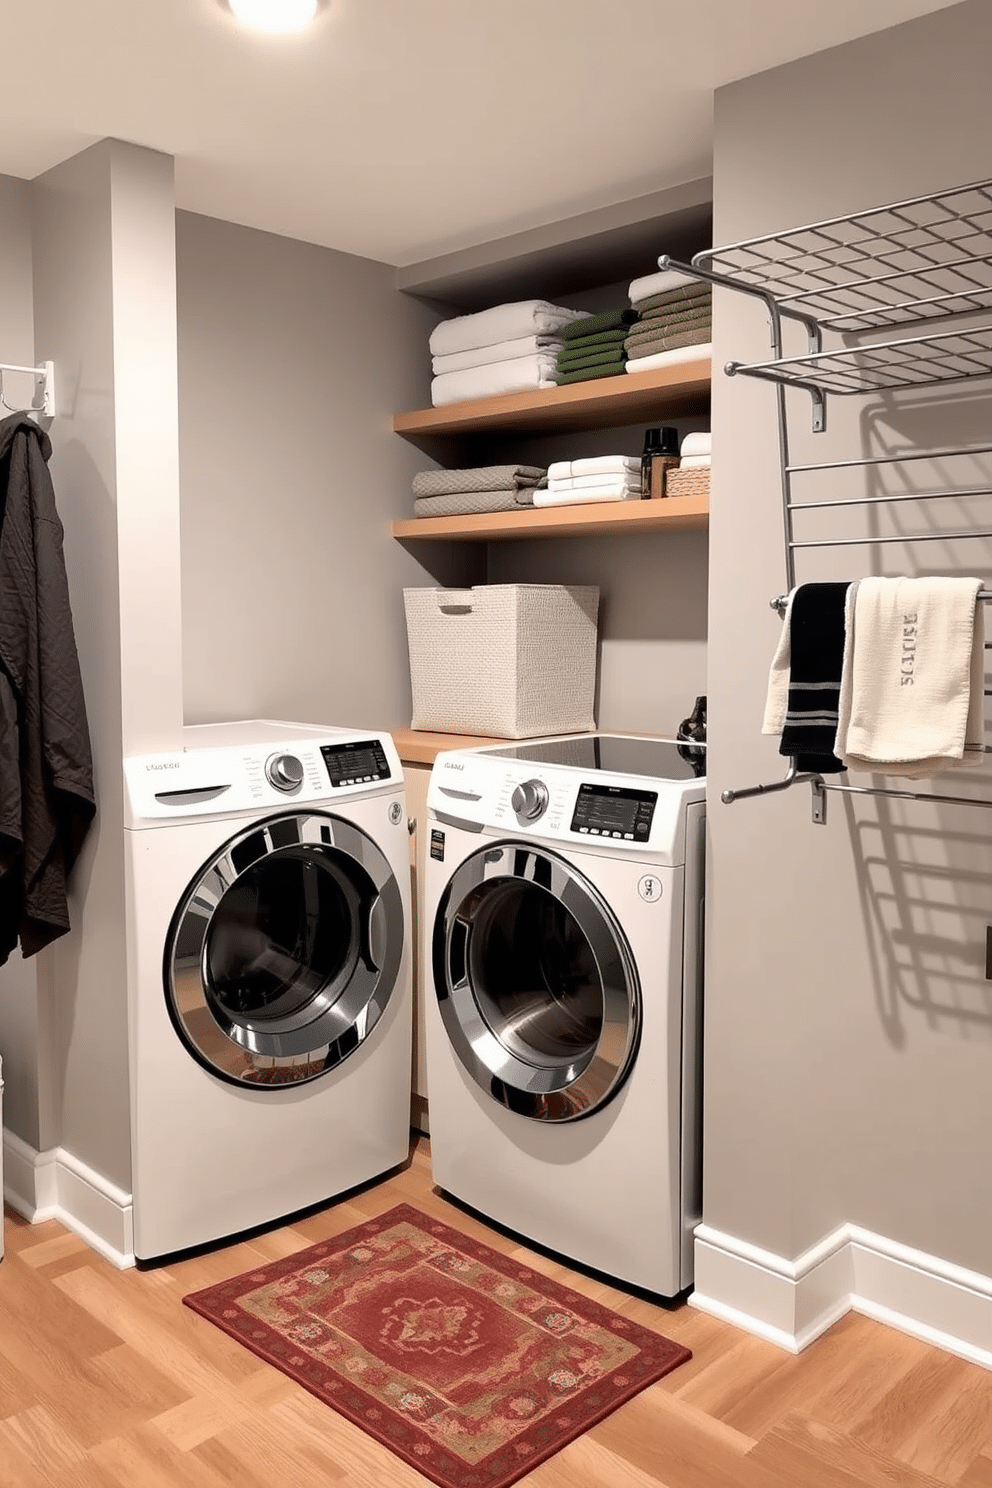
[183,1202,691,1488]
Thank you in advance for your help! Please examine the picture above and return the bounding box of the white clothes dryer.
[124,719,411,1260]
[422,733,705,1297]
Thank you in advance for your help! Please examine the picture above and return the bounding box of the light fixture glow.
[227,0,319,33]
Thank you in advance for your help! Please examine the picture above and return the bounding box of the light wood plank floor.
[1,1133,989,1487]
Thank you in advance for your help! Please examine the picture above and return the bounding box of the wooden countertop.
[392,728,504,765]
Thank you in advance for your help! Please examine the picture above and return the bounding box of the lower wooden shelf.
[393,728,504,765]
[392,494,708,543]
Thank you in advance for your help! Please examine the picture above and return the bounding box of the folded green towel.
[557,335,631,370]
[558,327,631,358]
[560,307,639,340]
[554,362,628,385]
[556,348,629,374]
[632,283,712,314]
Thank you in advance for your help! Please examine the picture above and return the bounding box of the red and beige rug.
[183,1202,691,1488]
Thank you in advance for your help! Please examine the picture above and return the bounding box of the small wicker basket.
[665,466,710,499]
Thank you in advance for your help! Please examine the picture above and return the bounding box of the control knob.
[511,778,549,821]
[265,752,304,793]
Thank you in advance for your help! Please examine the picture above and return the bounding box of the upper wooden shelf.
[392,357,711,439]
[392,493,708,543]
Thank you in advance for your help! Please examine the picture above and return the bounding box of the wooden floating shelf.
[392,357,711,438]
[391,494,709,543]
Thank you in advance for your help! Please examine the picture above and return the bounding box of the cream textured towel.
[625,343,713,374]
[835,576,985,777]
[762,588,796,736]
[680,432,712,457]
[628,267,700,304]
[677,455,711,470]
[429,301,590,357]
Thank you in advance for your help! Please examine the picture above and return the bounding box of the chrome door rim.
[433,841,640,1122]
[164,811,403,1087]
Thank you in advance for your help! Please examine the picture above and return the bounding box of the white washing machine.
[422,732,705,1297]
[123,719,411,1260]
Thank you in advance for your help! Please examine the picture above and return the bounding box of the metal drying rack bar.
[658,177,992,822]
[0,360,56,419]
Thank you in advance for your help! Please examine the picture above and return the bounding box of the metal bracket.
[810,387,825,433]
[810,778,827,824]
[0,359,55,419]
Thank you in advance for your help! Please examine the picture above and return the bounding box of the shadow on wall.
[798,382,992,1049]
[846,792,992,1049]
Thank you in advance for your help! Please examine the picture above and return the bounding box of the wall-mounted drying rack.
[658,176,992,823]
[0,359,56,419]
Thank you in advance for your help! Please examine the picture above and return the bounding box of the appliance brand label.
[145,761,180,770]
[430,828,445,861]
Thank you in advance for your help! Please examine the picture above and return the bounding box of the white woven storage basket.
[403,584,599,738]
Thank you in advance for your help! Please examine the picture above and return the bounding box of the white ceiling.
[0,0,963,267]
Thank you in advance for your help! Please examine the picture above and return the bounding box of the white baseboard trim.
[3,1128,134,1269]
[691,1220,992,1369]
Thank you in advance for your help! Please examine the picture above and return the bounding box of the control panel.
[569,782,657,841]
[320,738,392,789]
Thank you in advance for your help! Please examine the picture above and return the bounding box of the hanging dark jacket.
[0,413,95,962]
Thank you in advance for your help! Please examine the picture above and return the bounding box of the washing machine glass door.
[165,812,403,1087]
[434,843,640,1122]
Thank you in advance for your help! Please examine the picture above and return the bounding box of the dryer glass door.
[165,812,403,1087]
[433,843,640,1122]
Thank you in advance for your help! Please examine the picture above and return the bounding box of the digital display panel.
[570,782,657,840]
[320,739,391,788]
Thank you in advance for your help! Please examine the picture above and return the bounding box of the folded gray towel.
[631,302,714,333]
[624,322,712,355]
[414,488,538,518]
[412,464,546,499]
[632,284,712,315]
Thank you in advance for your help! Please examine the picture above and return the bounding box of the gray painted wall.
[32,140,184,1185]
[175,210,478,735]
[705,0,992,1267]
[0,174,41,1149]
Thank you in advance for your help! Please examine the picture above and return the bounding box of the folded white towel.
[432,334,564,375]
[548,472,640,494]
[835,576,985,778]
[548,455,640,480]
[678,455,712,470]
[534,484,642,507]
[625,343,713,374]
[431,354,559,407]
[628,267,699,304]
[680,432,712,457]
[429,300,590,357]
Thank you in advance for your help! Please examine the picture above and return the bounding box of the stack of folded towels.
[412,464,547,519]
[534,455,641,508]
[429,300,591,407]
[553,308,640,386]
[679,430,711,470]
[624,268,713,374]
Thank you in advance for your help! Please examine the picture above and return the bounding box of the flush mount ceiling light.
[226,0,320,32]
